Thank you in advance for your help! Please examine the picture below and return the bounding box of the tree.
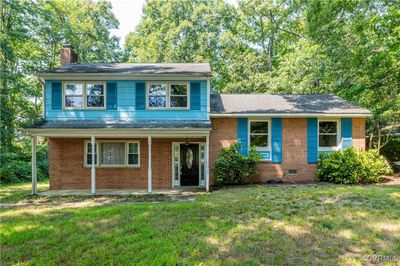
[1,0,120,181]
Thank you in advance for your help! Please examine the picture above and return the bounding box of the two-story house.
[27,45,371,194]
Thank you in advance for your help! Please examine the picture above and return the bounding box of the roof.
[28,120,211,130]
[39,63,212,77]
[210,94,371,115]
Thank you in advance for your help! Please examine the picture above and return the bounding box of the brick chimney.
[60,44,78,67]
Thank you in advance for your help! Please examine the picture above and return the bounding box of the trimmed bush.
[212,143,262,186]
[317,148,393,184]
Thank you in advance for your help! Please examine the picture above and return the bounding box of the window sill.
[318,147,339,152]
[146,107,190,111]
[63,107,106,111]
[84,165,140,168]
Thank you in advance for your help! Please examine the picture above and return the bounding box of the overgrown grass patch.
[1,183,399,265]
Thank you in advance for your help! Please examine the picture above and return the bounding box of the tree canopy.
[125,0,400,150]
[0,0,399,177]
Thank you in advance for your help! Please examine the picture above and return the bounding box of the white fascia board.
[210,113,371,118]
[37,73,209,81]
[27,128,211,137]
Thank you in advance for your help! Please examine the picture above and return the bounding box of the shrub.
[0,140,48,183]
[317,148,393,184]
[212,143,262,186]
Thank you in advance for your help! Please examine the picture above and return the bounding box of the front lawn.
[1,183,399,265]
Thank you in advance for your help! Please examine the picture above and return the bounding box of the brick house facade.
[27,49,370,193]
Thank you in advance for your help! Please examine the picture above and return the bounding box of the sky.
[109,0,146,46]
[109,0,237,47]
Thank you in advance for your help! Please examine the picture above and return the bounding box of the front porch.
[38,187,205,196]
[28,121,212,195]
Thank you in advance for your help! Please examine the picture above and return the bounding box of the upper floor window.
[147,81,189,109]
[64,81,105,109]
[318,120,339,149]
[249,120,270,151]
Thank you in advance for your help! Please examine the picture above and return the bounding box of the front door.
[180,144,199,186]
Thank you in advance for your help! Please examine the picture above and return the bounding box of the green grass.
[1,183,400,265]
[0,180,49,203]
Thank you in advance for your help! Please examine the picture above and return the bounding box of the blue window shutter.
[106,82,117,110]
[307,118,318,163]
[190,82,201,110]
[341,118,353,150]
[237,118,248,155]
[51,81,62,110]
[271,118,282,163]
[135,82,145,110]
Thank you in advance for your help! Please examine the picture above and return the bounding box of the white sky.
[109,0,237,47]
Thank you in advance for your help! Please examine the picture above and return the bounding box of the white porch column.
[31,136,37,195]
[91,135,96,194]
[148,136,152,193]
[205,134,210,192]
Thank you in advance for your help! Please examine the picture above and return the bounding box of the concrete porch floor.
[38,187,205,196]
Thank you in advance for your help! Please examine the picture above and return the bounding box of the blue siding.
[135,82,145,110]
[307,118,318,163]
[341,118,352,150]
[271,118,282,163]
[51,81,62,110]
[190,82,201,110]
[237,118,248,155]
[106,82,117,110]
[45,80,208,120]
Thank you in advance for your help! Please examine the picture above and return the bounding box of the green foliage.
[1,0,120,182]
[125,0,399,147]
[317,148,393,184]
[212,143,262,185]
[0,140,48,183]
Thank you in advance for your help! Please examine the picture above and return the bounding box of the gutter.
[210,113,371,118]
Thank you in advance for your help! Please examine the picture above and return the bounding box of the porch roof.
[28,120,211,130]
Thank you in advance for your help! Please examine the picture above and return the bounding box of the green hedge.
[212,143,262,186]
[0,140,48,183]
[317,148,392,184]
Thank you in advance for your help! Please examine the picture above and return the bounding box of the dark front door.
[180,144,199,186]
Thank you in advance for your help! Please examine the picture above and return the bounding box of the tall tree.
[0,0,120,154]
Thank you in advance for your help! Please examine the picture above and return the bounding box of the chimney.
[60,44,78,67]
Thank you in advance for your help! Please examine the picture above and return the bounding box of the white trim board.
[210,113,370,118]
[38,74,210,81]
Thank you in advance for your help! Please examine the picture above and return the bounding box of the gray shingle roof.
[28,120,211,130]
[39,63,212,77]
[210,94,371,115]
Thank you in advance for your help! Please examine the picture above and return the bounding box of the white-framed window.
[84,141,140,167]
[318,119,340,150]
[147,81,189,109]
[63,81,106,109]
[64,82,84,108]
[86,82,105,108]
[86,142,98,166]
[128,142,140,165]
[249,120,271,152]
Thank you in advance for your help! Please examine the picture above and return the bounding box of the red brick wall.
[209,118,238,184]
[49,117,366,189]
[49,137,204,190]
[353,118,366,149]
[244,118,316,183]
